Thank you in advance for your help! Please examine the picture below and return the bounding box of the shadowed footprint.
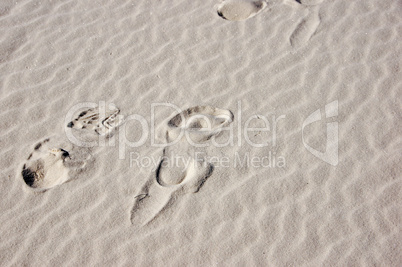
[166,106,234,143]
[21,138,92,191]
[66,105,122,136]
[217,0,267,21]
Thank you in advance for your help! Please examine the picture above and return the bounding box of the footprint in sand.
[290,5,321,47]
[130,148,214,226]
[130,106,233,226]
[166,106,234,143]
[66,105,122,136]
[289,0,323,47]
[21,138,92,191]
[21,103,121,191]
[216,0,323,47]
[216,0,267,21]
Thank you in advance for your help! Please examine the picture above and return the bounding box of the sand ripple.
[0,0,400,265]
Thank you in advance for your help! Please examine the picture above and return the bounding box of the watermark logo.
[129,151,286,170]
[63,100,339,168]
[63,101,287,155]
[302,100,338,166]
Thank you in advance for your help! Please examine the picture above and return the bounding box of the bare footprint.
[166,106,234,143]
[66,105,122,136]
[21,138,92,191]
[290,5,321,47]
[130,149,213,226]
[217,0,267,21]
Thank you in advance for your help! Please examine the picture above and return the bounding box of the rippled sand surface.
[0,0,401,265]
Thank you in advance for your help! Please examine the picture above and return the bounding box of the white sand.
[1,0,401,265]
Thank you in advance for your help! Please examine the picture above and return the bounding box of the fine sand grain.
[0,0,401,265]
